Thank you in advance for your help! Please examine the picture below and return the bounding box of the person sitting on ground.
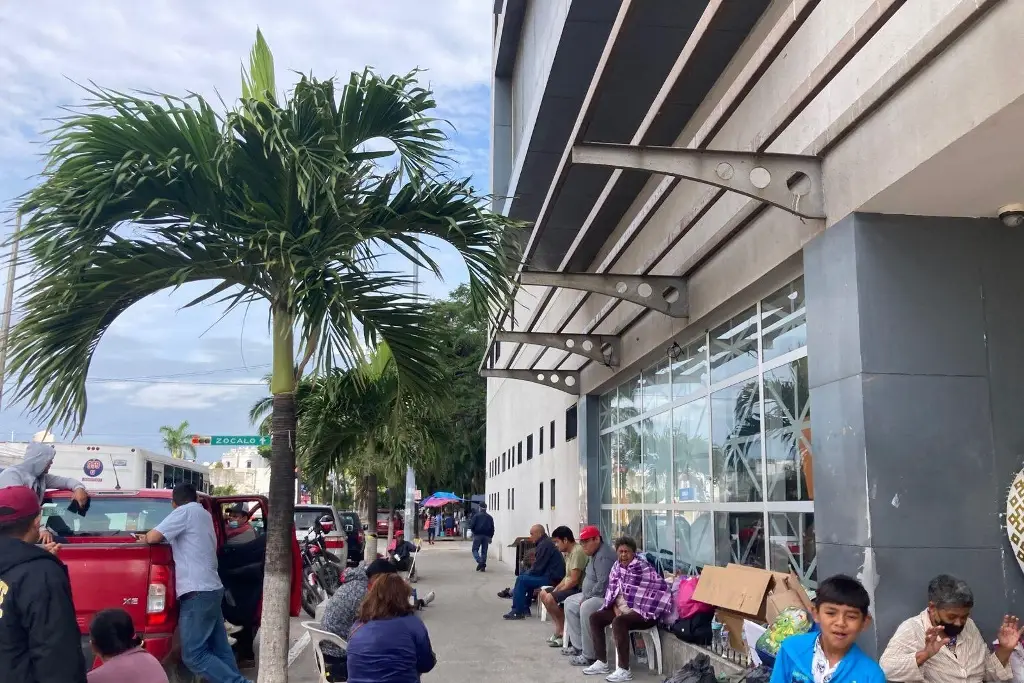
[539,526,588,648]
[880,574,1021,683]
[224,503,256,546]
[503,524,566,620]
[584,536,671,682]
[769,574,885,683]
[0,442,90,544]
[346,573,436,683]
[565,526,618,667]
[0,485,86,683]
[87,608,169,683]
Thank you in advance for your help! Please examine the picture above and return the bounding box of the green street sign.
[211,435,271,447]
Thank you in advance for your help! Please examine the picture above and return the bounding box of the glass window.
[550,479,556,509]
[643,510,672,567]
[769,512,816,587]
[599,433,614,505]
[600,391,614,430]
[616,376,641,424]
[711,379,763,502]
[539,482,544,509]
[608,508,643,542]
[673,398,711,503]
[674,510,714,575]
[642,412,672,504]
[761,278,806,363]
[539,426,544,454]
[641,358,671,412]
[714,511,765,569]
[763,357,812,501]
[615,424,642,505]
[41,497,173,536]
[600,509,613,543]
[670,339,708,399]
[709,306,759,384]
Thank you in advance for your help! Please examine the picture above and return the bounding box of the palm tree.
[159,420,197,460]
[6,31,519,682]
[251,343,448,558]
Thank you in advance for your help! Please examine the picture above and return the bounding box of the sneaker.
[497,588,512,599]
[225,621,244,636]
[547,636,563,648]
[562,646,581,657]
[421,591,435,606]
[583,660,611,676]
[502,610,527,620]
[227,635,238,647]
[570,655,595,667]
[605,668,633,682]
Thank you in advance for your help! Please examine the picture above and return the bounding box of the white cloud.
[0,2,494,448]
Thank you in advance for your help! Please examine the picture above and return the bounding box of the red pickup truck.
[40,489,302,680]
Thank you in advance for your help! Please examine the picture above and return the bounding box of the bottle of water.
[711,616,723,649]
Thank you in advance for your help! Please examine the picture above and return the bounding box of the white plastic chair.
[539,585,553,621]
[614,626,663,675]
[302,620,348,683]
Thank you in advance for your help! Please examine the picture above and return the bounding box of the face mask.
[939,622,964,638]
[228,521,240,529]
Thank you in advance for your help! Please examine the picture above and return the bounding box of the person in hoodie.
[0,485,88,683]
[0,443,89,545]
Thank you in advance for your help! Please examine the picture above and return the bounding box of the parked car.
[375,508,403,537]
[40,489,302,680]
[337,510,365,565]
[293,504,347,560]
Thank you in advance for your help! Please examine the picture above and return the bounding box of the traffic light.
[190,435,212,446]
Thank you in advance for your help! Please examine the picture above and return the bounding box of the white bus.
[0,441,211,493]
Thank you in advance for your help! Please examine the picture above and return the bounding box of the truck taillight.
[147,564,172,626]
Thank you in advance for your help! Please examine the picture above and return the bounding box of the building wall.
[487,0,1024,580]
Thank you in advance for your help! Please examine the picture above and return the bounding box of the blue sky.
[0,1,493,459]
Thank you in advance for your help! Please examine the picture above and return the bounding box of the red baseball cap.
[0,486,41,523]
[579,525,601,541]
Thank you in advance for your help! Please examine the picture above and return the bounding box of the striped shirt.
[880,610,1012,683]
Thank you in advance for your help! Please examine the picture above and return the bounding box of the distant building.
[210,446,270,495]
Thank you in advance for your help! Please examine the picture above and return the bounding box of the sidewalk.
[288,541,659,682]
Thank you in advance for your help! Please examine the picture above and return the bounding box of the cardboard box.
[692,564,814,651]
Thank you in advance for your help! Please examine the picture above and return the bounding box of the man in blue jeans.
[503,524,565,620]
[469,503,494,571]
[137,483,249,683]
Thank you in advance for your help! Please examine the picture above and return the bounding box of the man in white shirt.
[137,483,249,683]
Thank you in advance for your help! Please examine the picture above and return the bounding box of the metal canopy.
[571,143,825,219]
[520,271,688,318]
[495,331,620,366]
[479,368,581,395]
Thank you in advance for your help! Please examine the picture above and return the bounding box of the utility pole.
[0,213,21,410]
[404,263,419,537]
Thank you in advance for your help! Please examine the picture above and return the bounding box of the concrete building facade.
[484,0,1024,654]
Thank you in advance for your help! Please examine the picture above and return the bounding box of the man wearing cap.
[0,485,87,683]
[563,526,617,666]
[224,503,256,546]
[0,443,89,545]
[469,502,494,572]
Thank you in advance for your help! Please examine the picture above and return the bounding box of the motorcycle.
[300,534,327,618]
[305,521,343,595]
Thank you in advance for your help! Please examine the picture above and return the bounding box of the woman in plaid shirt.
[584,536,671,682]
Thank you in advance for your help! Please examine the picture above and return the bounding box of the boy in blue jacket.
[770,574,885,683]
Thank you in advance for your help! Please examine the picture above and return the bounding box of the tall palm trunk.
[257,311,297,683]
[365,471,379,559]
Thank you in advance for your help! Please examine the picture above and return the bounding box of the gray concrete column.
[804,213,1024,656]
[577,394,601,527]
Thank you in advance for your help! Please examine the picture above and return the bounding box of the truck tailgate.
[60,541,164,634]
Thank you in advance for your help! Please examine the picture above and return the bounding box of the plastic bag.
[755,606,813,658]
[676,576,714,620]
[663,653,717,683]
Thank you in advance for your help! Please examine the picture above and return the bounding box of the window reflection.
[670,339,708,399]
[673,399,711,503]
[709,306,759,384]
[714,512,765,569]
[764,358,812,501]
[769,512,817,587]
[674,510,714,575]
[643,510,673,569]
[711,379,763,502]
[642,413,672,504]
[641,358,671,412]
[761,278,806,363]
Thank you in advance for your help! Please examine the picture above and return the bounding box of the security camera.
[998,204,1024,227]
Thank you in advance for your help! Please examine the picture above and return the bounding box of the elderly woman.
[584,536,671,683]
[880,574,1023,683]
